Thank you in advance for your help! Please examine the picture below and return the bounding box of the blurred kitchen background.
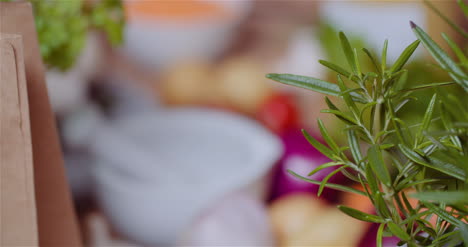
[27,0,464,246]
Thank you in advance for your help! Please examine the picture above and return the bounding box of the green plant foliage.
[268,4,467,245]
[0,0,125,71]
[411,22,468,92]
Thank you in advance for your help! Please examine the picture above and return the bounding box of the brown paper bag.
[0,2,81,246]
[0,33,38,247]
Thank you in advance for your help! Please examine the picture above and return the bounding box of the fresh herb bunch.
[267,1,467,246]
[316,21,452,145]
[1,0,125,71]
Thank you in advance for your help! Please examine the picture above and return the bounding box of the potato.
[285,208,368,247]
[217,57,273,114]
[161,62,220,106]
[269,193,327,245]
[269,193,369,247]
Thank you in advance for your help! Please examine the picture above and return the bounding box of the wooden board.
[0,33,38,247]
[0,2,82,246]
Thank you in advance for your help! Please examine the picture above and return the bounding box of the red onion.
[270,128,345,203]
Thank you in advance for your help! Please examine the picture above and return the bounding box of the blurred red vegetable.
[270,128,344,203]
[256,93,298,135]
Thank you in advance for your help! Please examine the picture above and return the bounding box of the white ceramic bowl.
[179,192,276,246]
[122,1,252,69]
[90,108,282,246]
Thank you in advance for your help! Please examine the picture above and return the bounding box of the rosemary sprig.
[267,4,468,244]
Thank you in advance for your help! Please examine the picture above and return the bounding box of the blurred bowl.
[122,1,252,69]
[179,192,275,246]
[90,108,282,246]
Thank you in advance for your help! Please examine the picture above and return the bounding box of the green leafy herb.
[267,2,467,245]
[1,0,125,71]
[337,205,386,223]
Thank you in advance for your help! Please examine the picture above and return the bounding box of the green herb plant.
[267,1,467,246]
[0,0,125,71]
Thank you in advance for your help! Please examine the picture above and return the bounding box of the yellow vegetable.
[269,193,369,247]
[269,194,327,245]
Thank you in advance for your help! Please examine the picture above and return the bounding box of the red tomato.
[256,93,299,135]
